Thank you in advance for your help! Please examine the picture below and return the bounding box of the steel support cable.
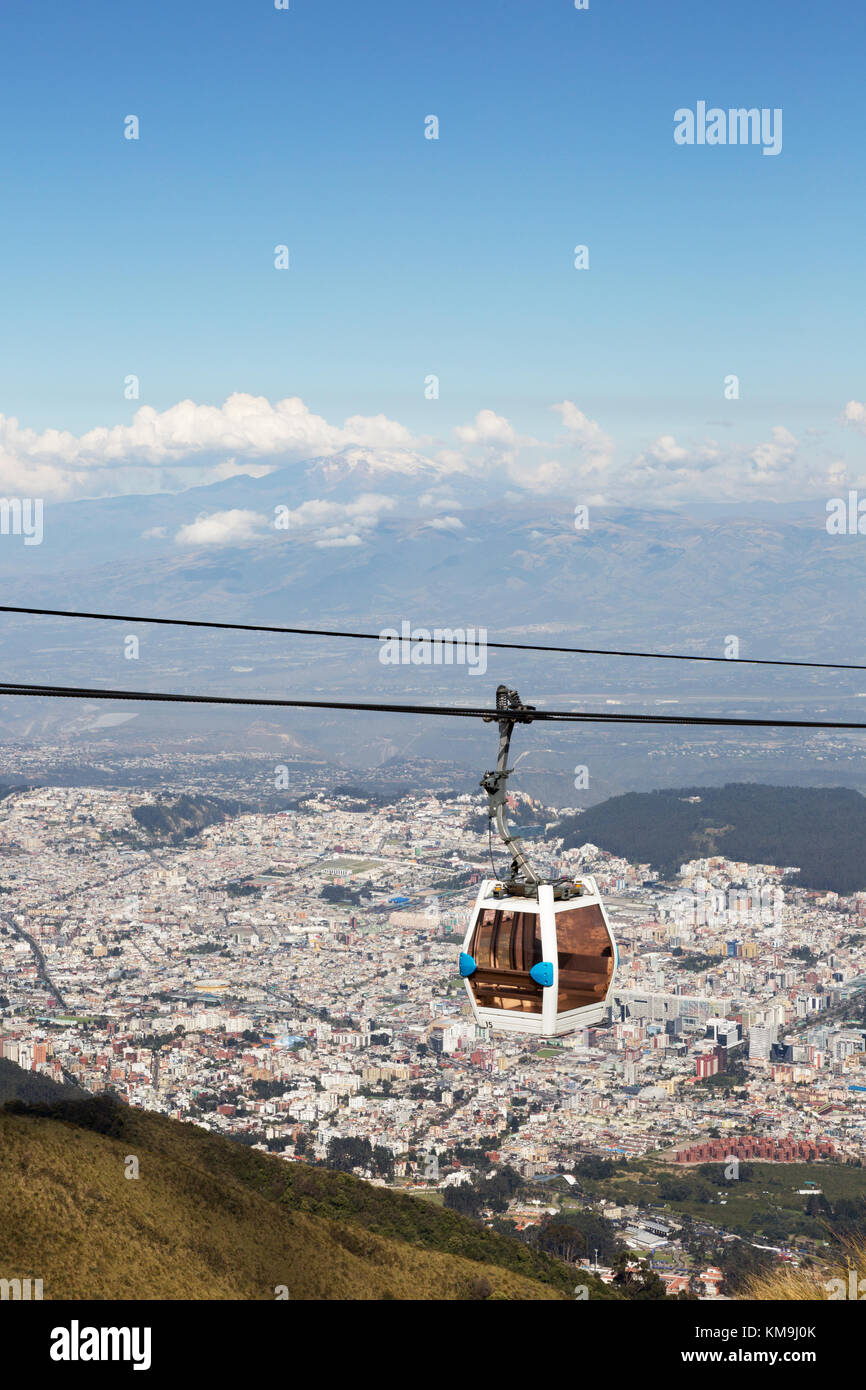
[0,603,862,672]
[0,679,865,730]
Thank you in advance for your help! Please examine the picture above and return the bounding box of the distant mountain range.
[1,449,858,652]
[558,783,866,893]
[1,449,864,794]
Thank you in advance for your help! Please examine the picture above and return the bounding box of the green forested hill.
[558,783,866,892]
[129,793,245,843]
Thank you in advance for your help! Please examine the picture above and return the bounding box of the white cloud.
[453,410,517,446]
[629,434,721,485]
[274,493,395,532]
[644,434,690,465]
[623,427,806,501]
[173,493,397,551]
[339,413,414,447]
[314,531,363,548]
[211,457,276,481]
[433,449,469,474]
[419,488,462,510]
[81,395,343,463]
[517,459,571,494]
[0,394,419,500]
[451,403,616,494]
[748,425,798,481]
[551,401,614,470]
[0,389,853,509]
[175,510,269,547]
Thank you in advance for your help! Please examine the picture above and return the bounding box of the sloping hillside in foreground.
[0,1093,614,1300]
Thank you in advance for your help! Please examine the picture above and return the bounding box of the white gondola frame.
[461,875,617,1037]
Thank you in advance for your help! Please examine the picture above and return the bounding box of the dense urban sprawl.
[2,778,864,1294]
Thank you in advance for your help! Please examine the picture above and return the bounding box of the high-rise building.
[749,1026,776,1061]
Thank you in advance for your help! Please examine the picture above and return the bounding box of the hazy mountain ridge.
[1,456,863,787]
[2,485,858,647]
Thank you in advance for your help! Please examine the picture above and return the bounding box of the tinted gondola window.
[555,904,613,1013]
[468,908,544,1013]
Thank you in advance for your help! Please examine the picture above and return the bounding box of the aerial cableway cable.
[1,678,866,730]
[461,684,618,1037]
[0,603,862,672]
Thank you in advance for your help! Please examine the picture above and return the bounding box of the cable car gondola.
[459,685,617,1037]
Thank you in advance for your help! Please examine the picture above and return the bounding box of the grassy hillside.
[0,1092,616,1300]
[558,783,866,892]
[744,1238,866,1300]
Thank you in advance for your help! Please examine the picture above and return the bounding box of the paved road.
[1,910,70,1011]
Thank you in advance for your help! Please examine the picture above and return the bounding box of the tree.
[327,1136,373,1172]
[531,1210,621,1267]
[611,1252,667,1300]
[718,1241,775,1295]
[444,1185,483,1219]
[372,1144,395,1179]
[658,1178,691,1202]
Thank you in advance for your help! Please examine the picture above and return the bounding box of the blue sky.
[0,0,863,497]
